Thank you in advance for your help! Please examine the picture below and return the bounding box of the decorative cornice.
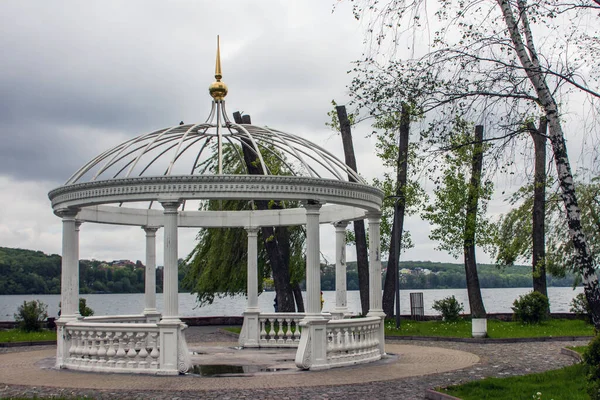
[49,175,383,213]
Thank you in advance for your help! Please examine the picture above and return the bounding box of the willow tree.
[496,176,600,288]
[183,140,305,311]
[345,0,600,327]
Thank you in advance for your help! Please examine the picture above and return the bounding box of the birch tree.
[345,0,600,327]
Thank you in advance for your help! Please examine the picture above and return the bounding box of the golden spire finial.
[209,35,228,101]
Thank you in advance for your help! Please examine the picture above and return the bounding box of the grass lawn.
[441,363,588,400]
[385,318,594,339]
[0,329,57,343]
[224,327,241,334]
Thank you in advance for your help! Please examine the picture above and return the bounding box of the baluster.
[137,332,149,369]
[293,320,301,342]
[358,326,365,354]
[345,327,352,353]
[96,331,107,367]
[285,318,293,344]
[334,328,341,353]
[105,332,116,368]
[267,318,276,344]
[149,332,160,369]
[67,329,77,363]
[88,331,98,367]
[276,318,285,344]
[115,332,127,368]
[76,331,87,366]
[259,318,267,344]
[126,332,138,368]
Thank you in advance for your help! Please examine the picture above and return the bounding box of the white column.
[160,201,181,322]
[143,226,159,316]
[333,221,349,319]
[366,212,384,317]
[59,209,80,320]
[305,202,322,317]
[239,227,261,347]
[74,220,82,315]
[246,227,260,311]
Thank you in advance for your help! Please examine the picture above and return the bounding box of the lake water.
[0,287,584,321]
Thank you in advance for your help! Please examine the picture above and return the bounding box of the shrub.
[583,335,600,399]
[512,291,549,324]
[79,298,94,317]
[570,292,592,324]
[432,296,464,322]
[58,298,95,317]
[14,300,48,332]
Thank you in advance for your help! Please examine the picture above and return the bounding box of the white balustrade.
[257,313,304,347]
[65,322,160,374]
[325,316,382,368]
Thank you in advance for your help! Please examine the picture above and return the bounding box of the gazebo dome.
[64,114,365,185]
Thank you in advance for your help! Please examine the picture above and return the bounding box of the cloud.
[0,0,502,266]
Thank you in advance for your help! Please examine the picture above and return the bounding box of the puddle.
[189,364,292,376]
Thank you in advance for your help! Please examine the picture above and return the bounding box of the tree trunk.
[382,103,410,317]
[463,125,487,318]
[233,111,301,312]
[336,105,370,316]
[528,117,548,302]
[498,0,600,328]
[292,283,305,312]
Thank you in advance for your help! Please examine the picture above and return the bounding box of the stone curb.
[0,340,55,348]
[424,389,462,400]
[386,335,593,343]
[560,347,583,362]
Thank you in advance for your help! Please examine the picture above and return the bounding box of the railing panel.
[64,322,160,374]
[325,316,382,368]
[257,313,304,348]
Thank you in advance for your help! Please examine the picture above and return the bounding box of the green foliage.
[511,291,550,324]
[325,99,357,132]
[0,246,162,295]
[421,127,496,259]
[14,300,48,332]
[384,318,593,339]
[442,363,587,400]
[584,335,600,399]
[78,298,94,317]
[570,292,592,323]
[431,295,464,322]
[0,329,56,343]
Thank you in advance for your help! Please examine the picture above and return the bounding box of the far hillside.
[0,246,578,295]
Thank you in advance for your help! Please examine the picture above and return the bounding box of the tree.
[334,104,371,316]
[422,125,495,318]
[370,105,424,317]
[346,0,600,327]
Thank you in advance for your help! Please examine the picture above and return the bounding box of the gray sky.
[0,0,547,266]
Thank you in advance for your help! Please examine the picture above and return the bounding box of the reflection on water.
[0,287,584,320]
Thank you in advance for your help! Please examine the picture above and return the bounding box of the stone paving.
[0,326,589,400]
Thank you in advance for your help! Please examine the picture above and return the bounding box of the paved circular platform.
[0,343,478,391]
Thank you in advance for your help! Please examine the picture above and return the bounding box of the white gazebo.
[49,39,385,375]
